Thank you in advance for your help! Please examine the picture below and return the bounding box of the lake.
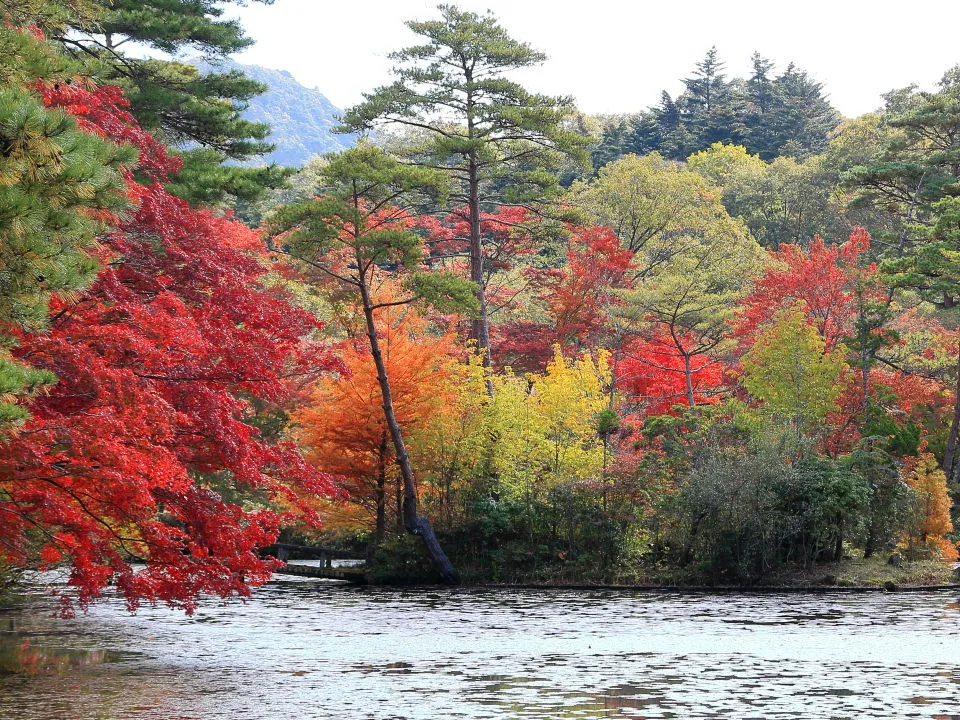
[2,572,959,719]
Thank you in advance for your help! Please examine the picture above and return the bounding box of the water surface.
[2,574,959,719]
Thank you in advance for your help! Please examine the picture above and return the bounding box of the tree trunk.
[375,432,387,546]
[943,346,960,487]
[359,283,460,584]
[833,514,843,562]
[683,353,695,407]
[467,152,493,395]
[861,347,870,421]
[395,475,403,534]
[462,74,493,390]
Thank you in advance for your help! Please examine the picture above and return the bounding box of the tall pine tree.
[339,5,588,370]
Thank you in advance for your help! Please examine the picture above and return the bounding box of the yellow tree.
[687,142,766,188]
[741,304,849,437]
[484,347,610,498]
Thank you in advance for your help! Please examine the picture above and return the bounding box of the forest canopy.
[2,1,959,607]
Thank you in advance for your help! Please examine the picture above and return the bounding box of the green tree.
[682,46,745,149]
[848,67,960,482]
[338,4,588,367]
[741,305,849,437]
[843,71,960,257]
[687,142,892,248]
[0,21,132,427]
[51,0,289,205]
[759,63,839,160]
[266,144,477,583]
[609,52,839,163]
[570,152,730,254]
[571,152,761,406]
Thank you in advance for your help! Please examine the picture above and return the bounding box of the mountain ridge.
[193,57,357,167]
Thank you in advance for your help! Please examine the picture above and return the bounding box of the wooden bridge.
[263,543,368,584]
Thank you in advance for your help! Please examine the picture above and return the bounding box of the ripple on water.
[1,586,960,719]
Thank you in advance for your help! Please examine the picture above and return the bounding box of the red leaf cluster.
[616,331,726,417]
[736,229,874,352]
[0,83,339,614]
[494,225,634,372]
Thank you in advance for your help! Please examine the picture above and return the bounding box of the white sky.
[224,0,960,118]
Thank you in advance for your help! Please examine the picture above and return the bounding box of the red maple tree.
[495,225,634,372]
[0,81,339,614]
[735,229,873,352]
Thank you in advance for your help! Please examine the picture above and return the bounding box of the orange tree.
[267,145,477,583]
[295,302,460,548]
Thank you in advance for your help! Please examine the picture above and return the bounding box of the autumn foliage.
[735,229,873,351]
[3,5,960,602]
[902,454,958,561]
[0,81,338,613]
[295,301,459,536]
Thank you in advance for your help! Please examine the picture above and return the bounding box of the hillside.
[194,58,356,167]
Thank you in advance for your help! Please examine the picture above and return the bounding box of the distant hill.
[193,58,357,167]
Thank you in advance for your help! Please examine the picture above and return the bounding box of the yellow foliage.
[482,346,611,498]
[687,142,766,188]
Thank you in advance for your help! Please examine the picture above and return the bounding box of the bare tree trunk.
[467,153,493,396]
[683,353,695,407]
[462,76,493,392]
[395,475,403,534]
[359,283,459,584]
[861,347,871,420]
[943,347,960,487]
[375,432,387,547]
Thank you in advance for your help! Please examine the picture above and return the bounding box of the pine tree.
[849,67,960,483]
[267,144,478,583]
[745,53,779,157]
[770,64,840,159]
[339,5,588,369]
[678,47,745,151]
[594,52,839,164]
[0,21,132,427]
[50,0,290,204]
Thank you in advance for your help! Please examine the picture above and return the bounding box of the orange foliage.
[295,298,460,534]
[902,453,958,562]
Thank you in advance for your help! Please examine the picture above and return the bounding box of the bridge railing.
[262,543,366,567]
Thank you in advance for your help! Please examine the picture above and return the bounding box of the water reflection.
[1,584,959,719]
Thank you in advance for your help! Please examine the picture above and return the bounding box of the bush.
[651,429,875,583]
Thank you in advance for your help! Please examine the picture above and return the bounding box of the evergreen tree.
[770,63,841,159]
[339,5,588,369]
[747,53,776,116]
[744,53,779,157]
[672,48,744,153]
[0,21,132,427]
[51,0,289,204]
[592,51,839,165]
[849,67,960,483]
[267,145,478,583]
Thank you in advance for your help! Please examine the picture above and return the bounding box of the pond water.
[1,572,959,719]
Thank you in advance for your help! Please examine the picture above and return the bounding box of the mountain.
[194,58,357,167]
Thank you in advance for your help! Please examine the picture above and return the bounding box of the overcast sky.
[223,0,960,118]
